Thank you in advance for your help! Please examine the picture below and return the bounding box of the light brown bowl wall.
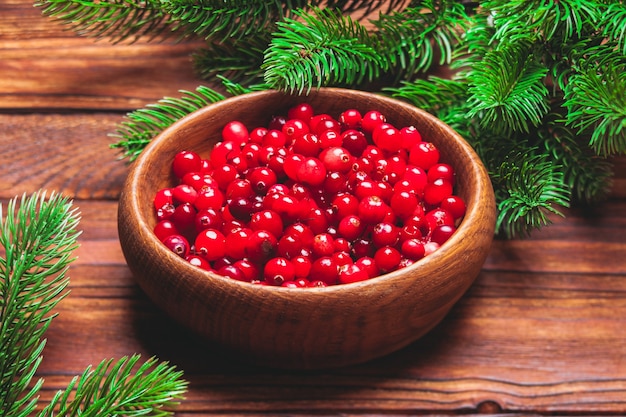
[118,88,496,369]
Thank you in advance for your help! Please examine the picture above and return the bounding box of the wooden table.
[2,2,626,415]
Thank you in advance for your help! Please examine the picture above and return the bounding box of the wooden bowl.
[118,88,496,369]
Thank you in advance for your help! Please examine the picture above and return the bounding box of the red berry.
[401,238,426,260]
[162,234,190,258]
[222,120,249,144]
[282,119,310,143]
[358,195,388,224]
[338,108,362,129]
[154,219,179,241]
[247,230,278,262]
[249,209,283,237]
[338,263,369,284]
[319,146,353,173]
[431,224,457,246]
[309,256,339,285]
[374,246,402,273]
[288,103,314,121]
[371,222,399,247]
[340,129,368,156]
[441,195,466,220]
[154,188,174,210]
[297,157,327,187]
[172,151,202,179]
[217,264,247,281]
[195,228,226,261]
[264,257,296,286]
[409,141,440,170]
[361,110,386,134]
[337,215,365,241]
[400,126,422,149]
[423,178,453,205]
[186,254,213,271]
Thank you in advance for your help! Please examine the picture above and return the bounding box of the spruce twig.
[0,191,80,417]
[0,191,189,416]
[39,355,187,417]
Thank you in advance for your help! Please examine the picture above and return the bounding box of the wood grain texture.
[0,1,206,111]
[2,0,626,415]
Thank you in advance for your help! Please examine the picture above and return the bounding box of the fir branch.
[0,191,81,417]
[193,32,271,85]
[563,44,626,157]
[539,112,614,203]
[262,7,387,93]
[386,76,469,115]
[162,0,308,41]
[466,40,550,135]
[110,85,226,161]
[216,75,271,96]
[39,355,187,417]
[492,151,571,238]
[484,0,602,42]
[602,2,626,55]
[34,0,168,43]
[373,0,469,78]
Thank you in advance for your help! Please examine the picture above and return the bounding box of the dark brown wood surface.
[2,1,626,415]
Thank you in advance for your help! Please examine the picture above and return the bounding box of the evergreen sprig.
[0,191,79,417]
[40,355,187,417]
[35,0,168,43]
[0,191,188,416]
[466,40,550,135]
[110,85,226,161]
[262,7,386,93]
[373,0,469,79]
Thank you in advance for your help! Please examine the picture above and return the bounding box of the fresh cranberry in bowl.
[118,88,496,370]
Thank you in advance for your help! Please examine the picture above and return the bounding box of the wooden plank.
[0,2,207,110]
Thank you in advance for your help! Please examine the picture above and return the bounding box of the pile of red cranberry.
[152,103,466,287]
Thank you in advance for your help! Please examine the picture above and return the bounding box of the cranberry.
[162,234,190,258]
[288,103,314,122]
[409,142,440,170]
[153,103,465,286]
[172,151,202,179]
[309,256,339,285]
[319,146,353,173]
[338,109,362,129]
[339,263,369,284]
[264,257,296,286]
[340,129,368,156]
[374,246,402,273]
[361,110,386,134]
[195,229,226,261]
[222,120,249,144]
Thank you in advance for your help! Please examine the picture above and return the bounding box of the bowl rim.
[122,87,495,294]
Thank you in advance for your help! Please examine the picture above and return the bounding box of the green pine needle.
[539,113,614,202]
[110,85,227,161]
[484,0,602,42]
[193,32,271,84]
[493,151,571,238]
[162,0,307,41]
[602,2,626,55]
[466,41,550,135]
[563,45,626,157]
[373,0,469,78]
[35,0,168,43]
[39,355,187,417]
[262,7,386,93]
[0,191,81,417]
